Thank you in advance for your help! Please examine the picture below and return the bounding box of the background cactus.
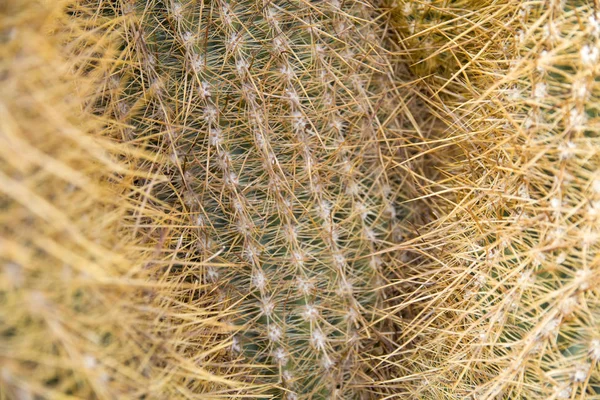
[0,1,250,398]
[91,0,406,397]
[383,0,600,398]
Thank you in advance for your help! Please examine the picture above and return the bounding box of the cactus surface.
[0,1,249,398]
[385,0,600,398]
[95,0,404,397]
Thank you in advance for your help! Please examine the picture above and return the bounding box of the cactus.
[92,0,403,397]
[384,0,600,398]
[0,1,249,398]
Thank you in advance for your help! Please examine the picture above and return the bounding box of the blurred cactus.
[0,1,250,398]
[384,0,600,398]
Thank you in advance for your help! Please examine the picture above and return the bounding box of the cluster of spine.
[385,0,600,398]
[18,0,600,398]
[96,0,402,397]
[0,1,248,398]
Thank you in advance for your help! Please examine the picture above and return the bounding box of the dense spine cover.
[386,0,600,398]
[100,0,401,397]
[0,1,248,398]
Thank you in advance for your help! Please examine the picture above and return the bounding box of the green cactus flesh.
[100,0,400,397]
